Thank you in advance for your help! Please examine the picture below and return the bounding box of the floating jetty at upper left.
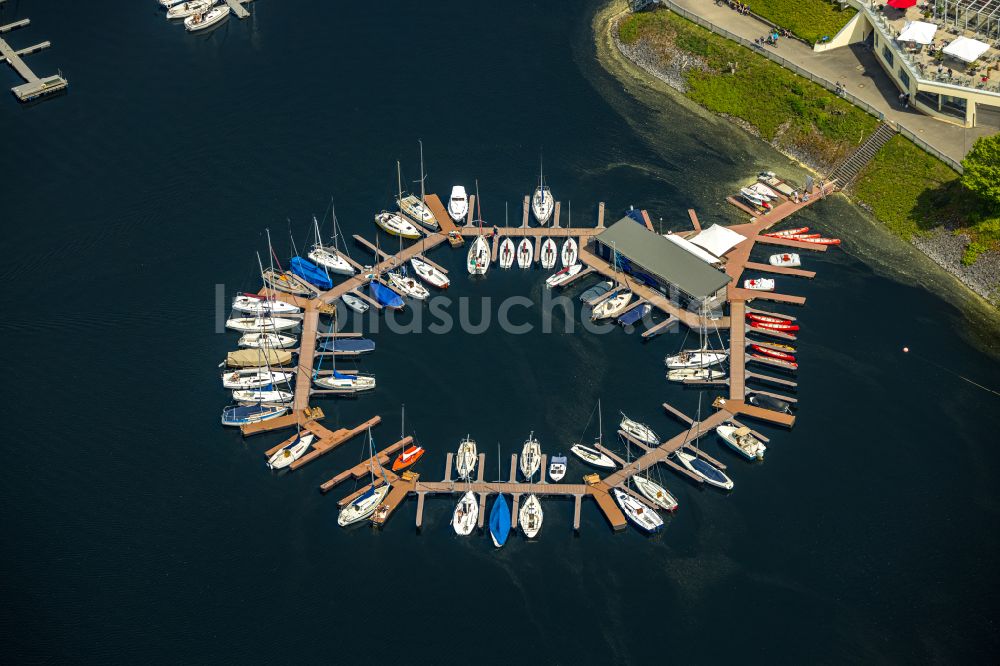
[0,15,68,103]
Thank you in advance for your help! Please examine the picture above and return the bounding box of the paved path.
[666,0,996,164]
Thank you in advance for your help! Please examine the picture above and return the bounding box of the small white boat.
[387,272,429,300]
[520,434,541,480]
[232,294,301,315]
[452,491,479,536]
[632,475,679,512]
[519,494,543,538]
[591,290,632,320]
[498,238,515,269]
[743,278,775,291]
[313,372,376,393]
[225,316,299,333]
[410,257,450,288]
[561,238,578,267]
[539,238,557,269]
[664,349,728,369]
[232,388,294,404]
[455,437,477,480]
[739,187,769,207]
[467,235,490,275]
[532,188,553,225]
[338,484,391,526]
[666,367,727,382]
[676,450,734,490]
[308,246,355,276]
[374,212,422,239]
[167,0,212,19]
[222,368,294,390]
[716,424,766,460]
[545,263,582,288]
[267,433,316,469]
[613,488,664,533]
[768,253,801,268]
[398,194,437,230]
[619,414,659,446]
[160,0,188,7]
[238,332,297,349]
[341,292,369,314]
[516,238,533,268]
[548,455,567,482]
[448,186,469,223]
[748,182,778,201]
[570,444,616,469]
[184,5,229,31]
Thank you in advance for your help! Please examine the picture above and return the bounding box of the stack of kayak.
[745,312,801,370]
[762,226,840,246]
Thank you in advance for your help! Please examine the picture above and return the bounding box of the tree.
[961,134,1000,211]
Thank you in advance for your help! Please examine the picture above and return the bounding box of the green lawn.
[740,0,857,45]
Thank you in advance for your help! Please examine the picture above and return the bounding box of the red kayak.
[750,344,796,362]
[797,237,841,245]
[746,312,794,325]
[750,321,800,332]
[749,353,799,370]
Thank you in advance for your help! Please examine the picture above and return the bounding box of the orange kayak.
[392,445,425,471]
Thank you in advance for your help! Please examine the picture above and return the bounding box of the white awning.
[943,36,990,63]
[690,224,745,257]
[897,21,937,46]
[662,233,720,265]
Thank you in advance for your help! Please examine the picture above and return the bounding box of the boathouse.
[593,217,731,307]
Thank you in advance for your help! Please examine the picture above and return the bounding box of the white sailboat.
[666,367,727,382]
[516,238,533,268]
[561,201,578,266]
[539,238,557,269]
[520,433,541,480]
[531,155,553,225]
[664,349,728,369]
[498,238,515,269]
[167,0,212,19]
[221,367,293,390]
[613,488,664,533]
[675,394,734,490]
[238,332,297,349]
[545,263,582,288]
[375,212,421,239]
[591,291,632,321]
[225,316,299,333]
[448,185,468,223]
[455,436,477,480]
[267,433,315,469]
[184,5,229,31]
[467,181,490,276]
[387,272,430,300]
[410,256,450,288]
[232,292,300,316]
[452,490,479,536]
[233,388,294,404]
[619,414,659,446]
[632,475,679,512]
[338,429,392,526]
[519,494,543,538]
[308,211,355,276]
[716,424,766,460]
[313,370,375,393]
[570,399,617,469]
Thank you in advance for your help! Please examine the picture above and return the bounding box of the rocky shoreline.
[610,13,999,304]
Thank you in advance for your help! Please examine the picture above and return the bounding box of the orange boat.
[392,445,425,471]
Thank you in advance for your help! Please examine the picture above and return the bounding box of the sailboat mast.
[396,160,403,206]
[418,139,426,208]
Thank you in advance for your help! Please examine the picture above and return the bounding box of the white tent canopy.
[897,20,938,45]
[663,233,721,265]
[689,224,745,258]
[943,36,990,63]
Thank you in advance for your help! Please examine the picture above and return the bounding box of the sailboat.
[539,238,557,270]
[520,432,541,480]
[489,443,512,547]
[531,155,554,225]
[498,238,515,269]
[262,230,314,296]
[516,238,533,268]
[387,271,429,300]
[318,337,375,355]
[548,454,567,482]
[667,367,727,382]
[410,256,450,288]
[467,181,490,275]
[613,488,664,533]
[455,436,477,480]
[238,332,297,349]
[545,264,582,289]
[312,313,376,393]
[225,316,299,333]
[391,405,426,471]
[519,494,543,538]
[570,399,617,469]
[664,305,728,368]
[233,386,293,404]
[368,281,404,310]
[448,185,469,223]
[716,423,766,460]
[341,292,370,314]
[232,292,301,316]
[376,161,423,239]
[591,290,632,321]
[266,431,316,469]
[674,394,734,490]
[221,367,293,390]
[308,210,355,276]
[222,339,290,426]
[398,140,438,230]
[619,414,659,447]
[452,491,479,536]
[561,201,578,266]
[338,429,392,526]
[632,474,679,512]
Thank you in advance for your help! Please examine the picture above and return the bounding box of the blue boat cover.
[318,338,376,353]
[626,209,645,225]
[369,281,404,308]
[332,370,357,380]
[690,457,728,483]
[580,282,612,302]
[489,495,511,547]
[617,304,651,326]
[222,403,278,424]
[289,256,334,290]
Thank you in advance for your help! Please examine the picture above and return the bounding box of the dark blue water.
[2,1,998,662]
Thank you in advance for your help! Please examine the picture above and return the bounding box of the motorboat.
[160,0,188,7]
[617,303,651,327]
[676,450,734,490]
[220,403,288,426]
[519,494,543,538]
[748,393,793,413]
[184,5,230,31]
[750,344,796,362]
[591,290,632,320]
[455,437,477,480]
[666,367,726,382]
[569,444,616,469]
[580,280,613,303]
[397,194,438,230]
[768,253,801,267]
[619,414,659,447]
[516,238,533,268]
[489,495,511,547]
[221,368,293,390]
[224,349,293,368]
[289,256,333,291]
[318,337,375,355]
[338,484,390,527]
[232,388,293,404]
[498,238,515,269]
[341,292,369,314]
[764,227,808,238]
[387,272,430,300]
[539,238,557,269]
[545,264,582,288]
[743,278,775,291]
[452,491,479,536]
[391,445,425,472]
[748,182,779,200]
[225,316,299,333]
[448,185,469,223]
[548,455,567,482]
[561,238,578,267]
[740,188,771,209]
[613,488,663,533]
[262,269,313,296]
[467,235,490,275]
[232,293,301,315]
[410,257,450,288]
[374,212,421,239]
[308,245,355,276]
[632,475,679,512]
[664,349,728,369]
[520,434,541,480]
[369,281,404,310]
[167,0,212,19]
[716,424,766,460]
[238,332,297,349]
[313,370,376,393]
[267,433,316,469]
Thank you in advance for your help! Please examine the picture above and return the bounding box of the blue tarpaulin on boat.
[369,281,404,309]
[489,495,511,547]
[318,338,375,354]
[332,370,357,380]
[289,256,333,290]
[617,304,651,326]
[626,209,645,225]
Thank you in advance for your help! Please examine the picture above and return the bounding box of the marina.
[0,18,67,102]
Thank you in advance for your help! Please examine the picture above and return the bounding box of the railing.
[896,123,964,171]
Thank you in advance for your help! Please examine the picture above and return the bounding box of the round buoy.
[903,347,910,353]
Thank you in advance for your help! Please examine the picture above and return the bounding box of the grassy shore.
[739,0,856,45]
